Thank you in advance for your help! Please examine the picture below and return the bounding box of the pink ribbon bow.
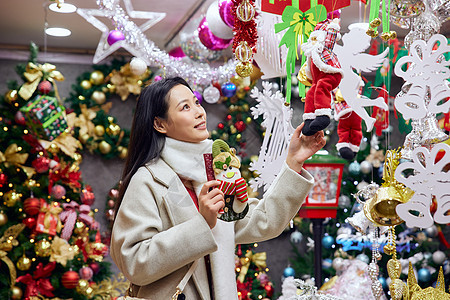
[59,201,99,240]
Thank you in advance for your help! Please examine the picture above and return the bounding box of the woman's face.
[154,84,209,143]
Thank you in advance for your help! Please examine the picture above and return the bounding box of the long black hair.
[115,77,192,218]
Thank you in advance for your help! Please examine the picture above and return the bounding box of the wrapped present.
[20,95,68,141]
[35,199,62,236]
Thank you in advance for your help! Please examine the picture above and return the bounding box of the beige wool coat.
[110,158,314,299]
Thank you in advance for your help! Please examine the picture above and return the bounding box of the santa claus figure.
[301,18,344,136]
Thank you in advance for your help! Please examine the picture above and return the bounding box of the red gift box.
[35,199,62,235]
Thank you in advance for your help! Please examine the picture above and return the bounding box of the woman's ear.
[153,117,167,134]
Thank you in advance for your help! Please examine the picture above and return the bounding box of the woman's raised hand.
[286,123,327,173]
[198,180,225,229]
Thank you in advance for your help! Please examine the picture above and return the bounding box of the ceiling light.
[49,3,77,13]
[45,27,72,37]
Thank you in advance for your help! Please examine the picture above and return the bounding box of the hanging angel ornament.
[248,81,294,192]
[332,23,389,159]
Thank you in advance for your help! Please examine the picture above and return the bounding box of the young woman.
[110,77,326,299]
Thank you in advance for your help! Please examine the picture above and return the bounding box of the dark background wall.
[0,56,408,296]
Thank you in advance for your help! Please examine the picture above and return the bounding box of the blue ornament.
[221,82,237,98]
[283,266,296,278]
[378,277,388,290]
[378,164,384,178]
[418,268,431,282]
[322,235,334,249]
[322,258,333,269]
[349,161,361,176]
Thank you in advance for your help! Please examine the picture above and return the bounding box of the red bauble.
[226,114,232,121]
[235,121,246,132]
[107,199,115,208]
[14,111,26,126]
[62,270,79,289]
[264,284,274,297]
[23,217,37,229]
[0,173,7,186]
[51,184,66,199]
[81,189,95,205]
[23,197,41,216]
[218,123,225,129]
[79,266,94,280]
[32,156,50,173]
[89,262,100,275]
[38,80,52,94]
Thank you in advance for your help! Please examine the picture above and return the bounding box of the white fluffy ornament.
[432,251,446,265]
[360,160,372,174]
[130,57,148,76]
[290,230,303,244]
[203,85,221,104]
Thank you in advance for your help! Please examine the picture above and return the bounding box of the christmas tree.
[0,44,126,299]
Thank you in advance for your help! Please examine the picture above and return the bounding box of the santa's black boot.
[302,119,317,136]
[339,147,355,161]
[309,115,330,132]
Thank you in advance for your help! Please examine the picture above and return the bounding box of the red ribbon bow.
[16,262,56,299]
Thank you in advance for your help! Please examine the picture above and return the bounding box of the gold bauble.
[74,221,86,235]
[5,90,18,104]
[236,90,246,99]
[245,117,252,124]
[370,18,382,28]
[236,134,242,142]
[17,254,32,271]
[383,244,395,256]
[94,125,105,136]
[106,124,121,136]
[98,141,112,154]
[79,133,90,144]
[11,286,23,300]
[380,32,391,41]
[25,179,37,189]
[80,80,92,90]
[92,91,106,105]
[242,104,249,111]
[35,239,52,257]
[230,126,237,134]
[119,147,128,160]
[76,279,90,294]
[4,190,21,207]
[236,62,253,78]
[78,95,86,101]
[0,212,8,226]
[221,133,229,140]
[107,116,115,123]
[90,70,105,85]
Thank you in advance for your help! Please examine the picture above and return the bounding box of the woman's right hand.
[199,180,225,229]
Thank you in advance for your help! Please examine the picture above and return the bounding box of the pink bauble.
[198,17,232,51]
[153,75,162,82]
[107,30,125,46]
[79,266,94,280]
[38,80,52,94]
[108,189,119,199]
[51,184,66,199]
[168,46,186,59]
[218,0,235,28]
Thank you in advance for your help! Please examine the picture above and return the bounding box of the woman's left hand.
[286,123,326,173]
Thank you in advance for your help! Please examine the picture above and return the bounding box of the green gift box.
[20,95,68,141]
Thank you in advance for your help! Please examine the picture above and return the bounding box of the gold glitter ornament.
[5,90,18,104]
[74,221,86,235]
[4,190,21,207]
[24,179,37,189]
[35,239,52,257]
[76,279,90,294]
[16,254,31,271]
[390,278,406,300]
[236,62,253,78]
[106,124,121,136]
